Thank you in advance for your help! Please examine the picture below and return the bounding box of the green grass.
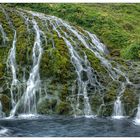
[4,3,140,60]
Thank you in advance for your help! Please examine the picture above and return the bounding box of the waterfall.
[0,101,5,117]
[22,11,133,118]
[0,101,2,117]
[7,30,19,116]
[62,38,94,117]
[47,15,131,118]
[0,7,18,93]
[0,23,8,45]
[21,18,43,115]
[28,12,130,116]
[50,21,94,117]
[134,100,140,125]
[112,82,125,119]
[0,6,20,118]
[0,8,137,118]
[10,17,43,117]
[112,97,124,119]
[29,11,104,117]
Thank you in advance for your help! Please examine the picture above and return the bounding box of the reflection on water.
[0,116,140,137]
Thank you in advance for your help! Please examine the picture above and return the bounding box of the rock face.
[0,94,11,116]
[0,5,139,118]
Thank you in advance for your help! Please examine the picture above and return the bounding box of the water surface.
[0,115,140,137]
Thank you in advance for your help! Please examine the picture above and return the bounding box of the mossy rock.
[40,37,76,83]
[104,85,117,104]
[38,98,58,115]
[59,84,69,101]
[0,94,11,116]
[90,94,103,114]
[0,63,4,78]
[110,49,120,57]
[56,101,72,115]
[122,87,138,116]
[100,104,113,117]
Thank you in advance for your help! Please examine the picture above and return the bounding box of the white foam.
[85,115,96,119]
[0,127,10,136]
[112,115,125,119]
[18,114,37,118]
[133,119,140,125]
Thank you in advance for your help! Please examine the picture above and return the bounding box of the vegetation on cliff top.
[5,3,140,60]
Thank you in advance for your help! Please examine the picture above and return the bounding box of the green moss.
[60,84,68,101]
[122,87,138,116]
[7,10,35,80]
[40,34,76,83]
[101,104,113,117]
[0,10,13,42]
[14,3,140,60]
[0,5,139,117]
[91,94,103,114]
[84,48,106,74]
[0,47,9,81]
[104,81,119,103]
[104,91,116,104]
[38,98,57,114]
[0,94,11,116]
[83,47,112,87]
[123,22,134,32]
[0,63,4,78]
[56,101,71,115]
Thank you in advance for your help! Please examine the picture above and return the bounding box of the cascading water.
[10,16,43,117]
[0,6,20,118]
[134,99,140,125]
[48,17,102,117]
[0,7,138,120]
[7,31,19,110]
[22,18,43,115]
[29,11,133,118]
[112,82,126,119]
[0,23,8,45]
[28,12,101,117]
[0,101,5,117]
[5,14,18,117]
[112,97,124,119]
[47,15,132,118]
[61,38,94,117]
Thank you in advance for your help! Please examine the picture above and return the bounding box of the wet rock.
[38,98,58,115]
[0,94,11,116]
[80,70,88,81]
[56,102,72,115]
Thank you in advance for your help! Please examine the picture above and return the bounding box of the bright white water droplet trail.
[0,23,8,45]
[112,96,124,119]
[10,16,43,117]
[0,101,5,118]
[134,99,140,125]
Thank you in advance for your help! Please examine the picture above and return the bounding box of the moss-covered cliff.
[0,4,139,117]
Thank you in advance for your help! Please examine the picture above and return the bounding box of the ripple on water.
[133,119,140,126]
[0,116,140,136]
[0,127,11,136]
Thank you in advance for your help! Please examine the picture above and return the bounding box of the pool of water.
[0,115,140,137]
